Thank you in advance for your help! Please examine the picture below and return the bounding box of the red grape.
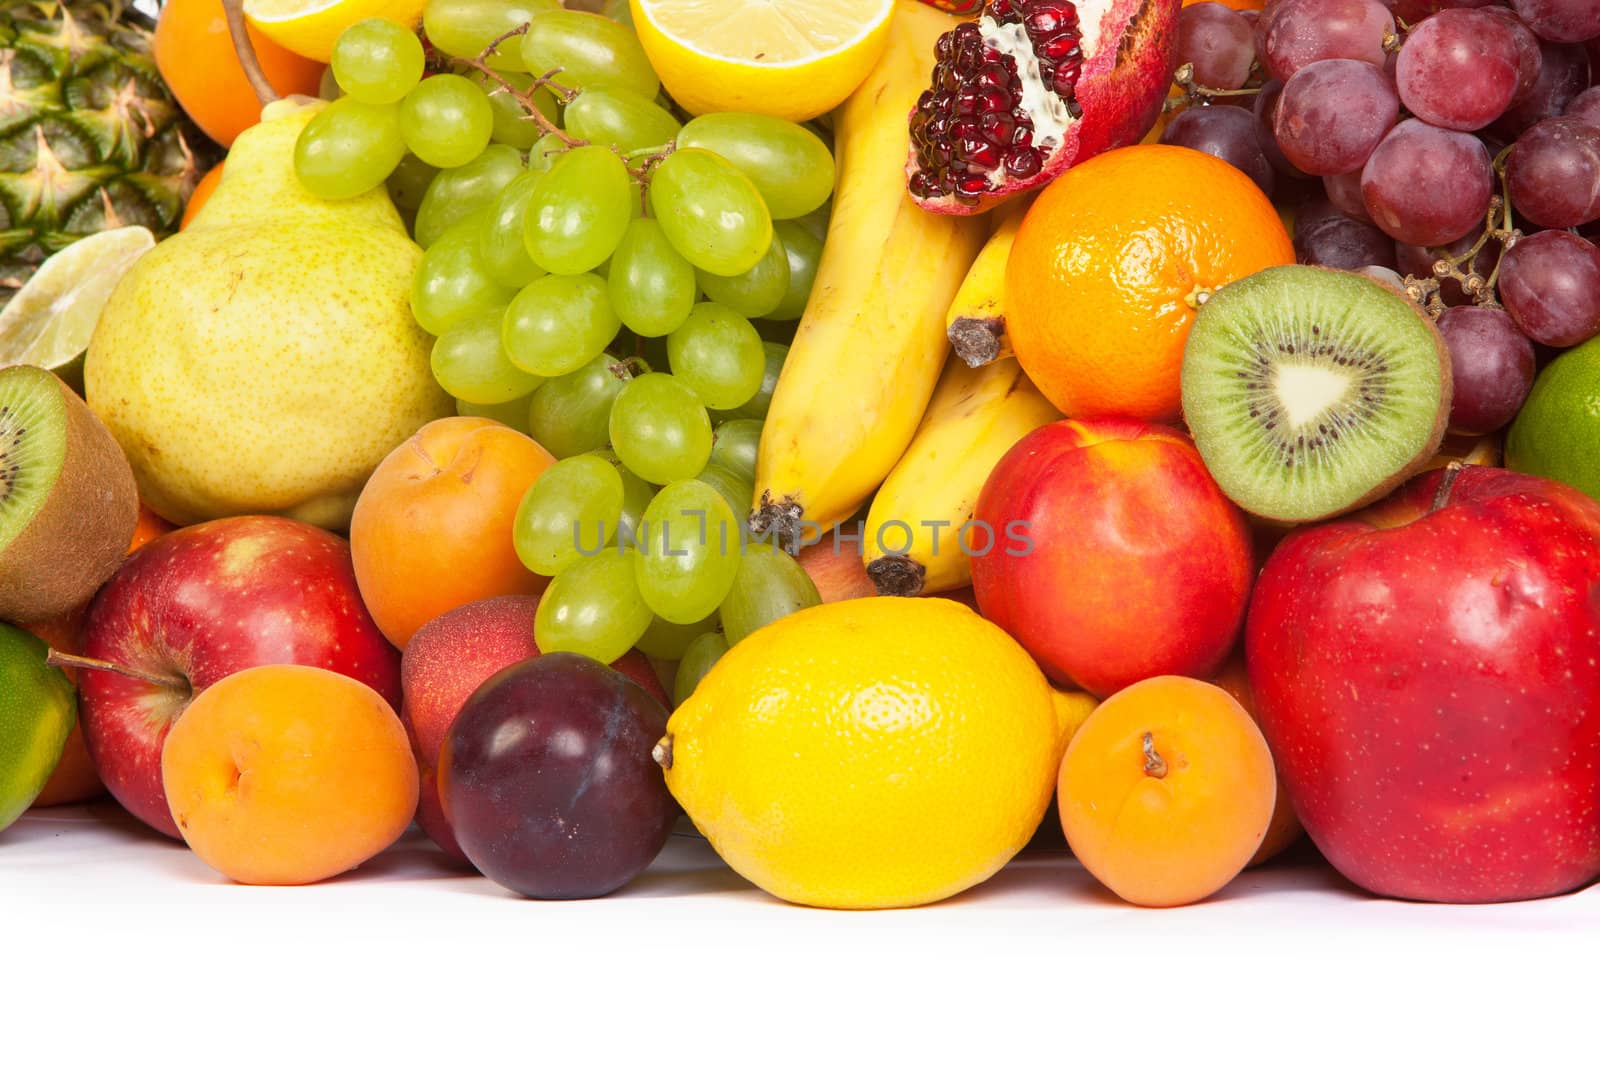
[1508,0,1600,44]
[1390,0,1497,21]
[1436,305,1537,435]
[1396,10,1525,131]
[1292,198,1399,270]
[1494,41,1590,136]
[1323,168,1373,220]
[1260,0,1395,82]
[1161,104,1275,194]
[1481,7,1546,105]
[1275,58,1398,175]
[1498,230,1600,347]
[1178,2,1257,90]
[1396,225,1502,306]
[1566,86,1600,127]
[440,652,676,899]
[1506,116,1600,227]
[1361,119,1493,245]
[1253,79,1312,179]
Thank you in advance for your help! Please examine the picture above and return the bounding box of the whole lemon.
[661,597,1060,909]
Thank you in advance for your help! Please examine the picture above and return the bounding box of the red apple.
[400,595,668,863]
[971,417,1254,696]
[78,516,401,838]
[1247,465,1600,903]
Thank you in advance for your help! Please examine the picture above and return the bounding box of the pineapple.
[0,0,208,305]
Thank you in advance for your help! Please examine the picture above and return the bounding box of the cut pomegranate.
[907,0,1181,214]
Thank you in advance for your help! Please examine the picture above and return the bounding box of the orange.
[1006,144,1295,424]
[162,664,418,885]
[154,0,326,148]
[180,164,225,231]
[1057,675,1276,907]
[349,417,556,648]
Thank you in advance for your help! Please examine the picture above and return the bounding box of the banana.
[861,355,1059,596]
[945,200,1027,368]
[751,1,988,545]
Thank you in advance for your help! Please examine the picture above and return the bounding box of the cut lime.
[0,623,76,833]
[0,227,156,372]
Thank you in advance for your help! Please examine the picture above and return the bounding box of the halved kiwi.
[1181,266,1451,523]
[0,366,138,622]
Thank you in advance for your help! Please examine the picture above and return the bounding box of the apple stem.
[652,734,674,770]
[45,650,190,691]
[221,0,282,107]
[1141,732,1168,779]
[1430,462,1465,514]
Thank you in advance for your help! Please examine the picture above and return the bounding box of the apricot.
[162,664,418,885]
[1058,675,1275,907]
[349,417,555,648]
[1212,654,1303,865]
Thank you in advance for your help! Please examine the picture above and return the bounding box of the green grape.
[599,0,635,28]
[710,418,762,483]
[478,171,547,288]
[410,216,515,335]
[535,549,653,663]
[666,302,765,411]
[564,88,681,153]
[386,153,438,217]
[293,98,405,199]
[695,232,789,319]
[319,66,342,101]
[793,201,830,243]
[634,611,719,660]
[400,74,494,168]
[528,132,568,172]
[718,541,821,646]
[676,113,835,220]
[648,148,772,276]
[521,145,632,275]
[456,393,534,434]
[608,373,713,485]
[528,354,635,457]
[414,144,524,248]
[695,463,754,519]
[430,307,542,404]
[331,18,425,104]
[520,10,659,97]
[502,272,619,376]
[423,0,560,70]
[674,630,729,705]
[590,448,655,539]
[725,341,785,421]
[634,480,742,624]
[512,453,625,576]
[469,70,557,150]
[768,219,822,321]
[608,217,695,338]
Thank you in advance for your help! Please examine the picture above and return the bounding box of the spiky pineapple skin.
[0,1,208,303]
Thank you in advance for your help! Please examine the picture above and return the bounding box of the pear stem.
[222,0,282,107]
[45,650,190,691]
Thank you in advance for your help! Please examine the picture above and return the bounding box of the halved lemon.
[243,0,428,63]
[630,0,895,121]
[0,227,155,372]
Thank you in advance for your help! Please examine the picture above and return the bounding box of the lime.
[0,622,76,833]
[1505,336,1600,503]
[0,227,155,372]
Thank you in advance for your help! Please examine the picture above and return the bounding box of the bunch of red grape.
[1162,0,1600,437]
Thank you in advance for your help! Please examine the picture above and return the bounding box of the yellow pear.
[85,101,453,529]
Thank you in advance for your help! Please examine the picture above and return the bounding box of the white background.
[2,803,1593,1063]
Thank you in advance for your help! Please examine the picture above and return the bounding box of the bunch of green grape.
[297,1,828,697]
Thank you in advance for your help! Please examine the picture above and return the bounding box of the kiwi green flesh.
[1181,265,1450,523]
[0,367,68,555]
[0,366,138,622]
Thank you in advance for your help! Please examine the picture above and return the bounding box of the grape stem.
[460,27,586,147]
[1165,63,1264,112]
[220,0,281,106]
[1401,146,1521,317]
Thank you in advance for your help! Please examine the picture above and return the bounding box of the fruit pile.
[2,0,1599,914]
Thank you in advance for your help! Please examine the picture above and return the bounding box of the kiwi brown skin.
[0,369,138,623]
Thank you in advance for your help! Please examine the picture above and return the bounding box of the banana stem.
[222,0,281,107]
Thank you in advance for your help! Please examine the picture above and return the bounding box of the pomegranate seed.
[958,175,990,194]
[1025,3,1074,35]
[980,110,1017,141]
[961,137,1000,168]
[1038,34,1078,60]
[1004,146,1042,178]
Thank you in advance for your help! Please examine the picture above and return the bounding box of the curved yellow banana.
[862,356,1059,596]
[945,201,1027,368]
[751,0,987,545]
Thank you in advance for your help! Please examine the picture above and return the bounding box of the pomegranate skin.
[908,0,1182,215]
